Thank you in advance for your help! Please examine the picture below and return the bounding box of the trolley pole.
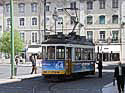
[10,0,15,79]
[44,0,46,40]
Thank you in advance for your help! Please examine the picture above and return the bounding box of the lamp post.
[10,0,15,78]
[52,8,58,34]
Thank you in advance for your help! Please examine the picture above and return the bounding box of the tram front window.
[47,46,55,59]
[56,46,65,59]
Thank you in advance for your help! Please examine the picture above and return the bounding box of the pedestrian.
[15,55,20,76]
[96,58,103,78]
[30,54,37,74]
[15,55,20,65]
[114,62,124,93]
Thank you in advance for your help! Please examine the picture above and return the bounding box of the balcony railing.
[111,39,120,43]
[94,38,121,44]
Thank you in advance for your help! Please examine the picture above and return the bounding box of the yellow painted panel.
[42,70,65,74]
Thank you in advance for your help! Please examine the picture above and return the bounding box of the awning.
[27,45,42,53]
[27,48,42,53]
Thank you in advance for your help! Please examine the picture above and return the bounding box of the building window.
[32,17,37,25]
[99,0,105,9]
[87,31,93,41]
[112,31,118,40]
[20,32,25,42]
[112,0,118,8]
[6,3,10,12]
[32,32,37,43]
[100,31,105,40]
[70,2,76,9]
[70,16,76,25]
[46,5,50,11]
[87,1,93,10]
[7,18,11,26]
[112,15,118,24]
[87,16,93,24]
[31,3,37,12]
[46,2,51,12]
[18,3,25,13]
[99,15,105,24]
[20,18,24,26]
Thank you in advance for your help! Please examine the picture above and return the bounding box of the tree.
[0,31,24,56]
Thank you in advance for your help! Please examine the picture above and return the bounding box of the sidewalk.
[0,73,42,84]
[102,81,117,93]
[102,81,125,93]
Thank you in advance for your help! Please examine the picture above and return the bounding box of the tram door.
[66,47,72,75]
[67,47,71,59]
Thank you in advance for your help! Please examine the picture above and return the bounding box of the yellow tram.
[41,32,96,80]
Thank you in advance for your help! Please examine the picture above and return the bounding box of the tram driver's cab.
[42,45,72,75]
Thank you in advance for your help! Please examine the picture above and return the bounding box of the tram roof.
[42,32,94,46]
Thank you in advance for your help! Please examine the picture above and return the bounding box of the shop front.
[95,45,120,62]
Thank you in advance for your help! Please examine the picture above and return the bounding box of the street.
[0,63,117,93]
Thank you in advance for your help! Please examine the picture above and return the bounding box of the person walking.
[96,58,103,78]
[114,62,124,93]
[15,55,20,65]
[30,54,37,74]
[15,55,20,76]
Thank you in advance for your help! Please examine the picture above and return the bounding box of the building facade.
[2,0,83,45]
[1,0,84,60]
[83,0,125,62]
[1,0,125,62]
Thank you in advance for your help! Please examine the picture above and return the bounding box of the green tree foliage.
[0,31,24,55]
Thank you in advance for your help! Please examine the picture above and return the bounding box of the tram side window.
[47,46,55,59]
[75,48,81,60]
[87,48,93,60]
[88,52,91,60]
[84,48,88,60]
[56,46,65,59]
[90,48,93,60]
[92,48,95,60]
[42,46,46,59]
[81,48,85,60]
